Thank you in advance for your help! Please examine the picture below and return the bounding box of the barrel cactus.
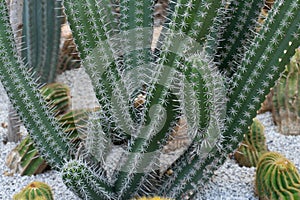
[234,118,268,167]
[0,0,300,199]
[255,152,300,200]
[13,181,54,200]
[5,136,48,176]
[40,83,71,115]
[272,48,300,135]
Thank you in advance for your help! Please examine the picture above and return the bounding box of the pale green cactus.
[0,0,300,199]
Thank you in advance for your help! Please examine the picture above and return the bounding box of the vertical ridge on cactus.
[0,0,73,168]
[1,0,300,199]
[255,152,300,200]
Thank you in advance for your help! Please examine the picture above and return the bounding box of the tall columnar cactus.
[13,181,54,200]
[0,0,300,199]
[255,152,300,200]
[21,0,63,83]
[272,48,300,135]
[234,118,268,167]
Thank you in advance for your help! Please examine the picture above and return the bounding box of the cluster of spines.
[234,118,268,167]
[0,0,73,168]
[224,0,300,156]
[13,181,54,200]
[1,0,300,199]
[61,160,115,200]
[255,152,300,200]
[217,0,264,76]
[272,48,300,135]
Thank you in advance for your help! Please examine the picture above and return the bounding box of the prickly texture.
[1,0,300,199]
[272,48,300,135]
[6,136,48,176]
[132,196,172,200]
[21,0,63,83]
[255,152,300,200]
[40,83,71,116]
[0,0,74,168]
[62,160,115,200]
[234,118,268,167]
[13,181,54,200]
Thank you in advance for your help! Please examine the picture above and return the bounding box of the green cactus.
[6,136,48,176]
[0,0,300,199]
[234,118,268,167]
[39,83,71,116]
[21,0,63,83]
[13,181,54,200]
[255,151,300,200]
[272,48,300,135]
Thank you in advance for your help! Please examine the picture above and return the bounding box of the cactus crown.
[0,0,300,199]
[13,181,54,200]
[255,152,300,200]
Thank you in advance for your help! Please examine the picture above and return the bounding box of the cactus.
[132,196,171,200]
[6,136,48,175]
[13,181,54,200]
[272,48,300,135]
[21,0,63,83]
[234,118,268,167]
[39,83,71,116]
[0,0,300,199]
[255,152,300,200]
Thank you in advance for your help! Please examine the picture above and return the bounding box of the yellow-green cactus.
[13,181,54,200]
[6,136,48,176]
[234,118,268,167]
[255,152,300,200]
[40,83,70,116]
[272,48,300,135]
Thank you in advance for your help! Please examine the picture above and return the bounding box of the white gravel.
[0,70,299,199]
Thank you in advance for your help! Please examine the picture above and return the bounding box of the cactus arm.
[0,0,73,168]
[225,0,300,149]
[114,85,180,199]
[21,0,63,83]
[63,0,136,142]
[156,56,226,199]
[216,0,264,76]
[62,160,116,200]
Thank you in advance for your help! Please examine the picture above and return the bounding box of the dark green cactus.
[0,0,300,199]
[272,48,300,135]
[13,181,54,200]
[6,136,48,176]
[255,152,300,200]
[234,118,268,167]
[21,0,63,83]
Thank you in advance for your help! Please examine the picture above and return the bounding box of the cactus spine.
[255,152,300,200]
[13,181,54,200]
[0,0,300,199]
[234,118,268,167]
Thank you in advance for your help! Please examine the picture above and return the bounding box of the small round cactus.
[234,118,268,167]
[255,152,300,200]
[13,181,54,200]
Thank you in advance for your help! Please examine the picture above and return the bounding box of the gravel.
[0,70,299,200]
